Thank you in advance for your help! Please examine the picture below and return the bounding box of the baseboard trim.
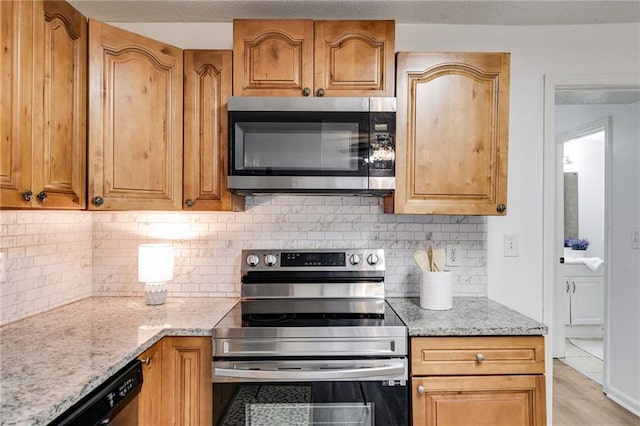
[565,324,604,339]
[605,385,640,417]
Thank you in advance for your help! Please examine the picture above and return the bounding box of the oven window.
[230,112,369,176]
[213,381,408,426]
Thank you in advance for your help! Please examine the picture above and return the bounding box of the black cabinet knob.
[185,199,194,208]
[497,203,506,213]
[37,191,47,202]
[92,196,104,206]
[316,88,325,97]
[302,87,311,97]
[22,190,33,202]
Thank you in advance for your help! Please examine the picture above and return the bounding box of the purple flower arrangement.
[565,237,590,250]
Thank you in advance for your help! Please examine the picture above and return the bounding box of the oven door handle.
[214,363,405,381]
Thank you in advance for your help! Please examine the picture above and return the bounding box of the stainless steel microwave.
[227,97,395,195]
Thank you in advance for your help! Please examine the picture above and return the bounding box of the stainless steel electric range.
[212,249,408,426]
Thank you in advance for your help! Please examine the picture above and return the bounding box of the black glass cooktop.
[224,299,405,329]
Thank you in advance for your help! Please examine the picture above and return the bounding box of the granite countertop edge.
[386,297,548,337]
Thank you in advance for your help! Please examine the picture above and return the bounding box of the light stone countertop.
[386,297,548,336]
[0,296,238,426]
[1,296,545,425]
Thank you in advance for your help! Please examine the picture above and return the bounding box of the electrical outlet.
[446,244,461,267]
[632,231,640,250]
[504,234,519,257]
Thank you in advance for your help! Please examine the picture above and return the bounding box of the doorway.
[555,119,609,384]
[543,74,640,416]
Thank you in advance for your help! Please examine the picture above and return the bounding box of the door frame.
[543,73,639,400]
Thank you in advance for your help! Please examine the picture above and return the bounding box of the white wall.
[607,101,640,415]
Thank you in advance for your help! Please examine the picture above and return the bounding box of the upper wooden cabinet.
[233,19,395,97]
[233,19,313,97]
[87,20,183,210]
[183,50,244,211]
[314,20,395,97]
[394,52,510,215]
[1,0,86,209]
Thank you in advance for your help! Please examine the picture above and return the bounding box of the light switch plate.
[504,234,519,257]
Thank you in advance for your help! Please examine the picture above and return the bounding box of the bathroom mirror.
[564,172,579,239]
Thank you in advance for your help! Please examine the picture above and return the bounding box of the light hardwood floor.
[553,360,640,425]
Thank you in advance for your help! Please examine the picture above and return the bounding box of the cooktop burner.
[245,312,296,324]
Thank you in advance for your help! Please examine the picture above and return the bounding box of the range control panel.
[241,249,385,272]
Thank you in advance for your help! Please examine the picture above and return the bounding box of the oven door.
[212,359,408,426]
[228,110,370,192]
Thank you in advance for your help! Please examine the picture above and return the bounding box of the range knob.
[349,254,361,265]
[246,254,260,267]
[264,254,277,266]
[367,253,379,265]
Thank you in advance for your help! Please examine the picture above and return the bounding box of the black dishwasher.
[49,359,143,426]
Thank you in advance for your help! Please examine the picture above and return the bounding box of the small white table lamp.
[138,243,174,305]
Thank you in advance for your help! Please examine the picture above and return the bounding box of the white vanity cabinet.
[562,265,604,325]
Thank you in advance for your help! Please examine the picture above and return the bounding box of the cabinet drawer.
[411,336,545,376]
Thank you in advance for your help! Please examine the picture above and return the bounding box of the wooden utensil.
[432,248,446,272]
[427,246,434,271]
[413,250,430,272]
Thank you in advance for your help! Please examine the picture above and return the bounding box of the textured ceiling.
[556,88,640,105]
[68,0,640,25]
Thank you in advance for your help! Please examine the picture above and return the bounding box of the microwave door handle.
[214,363,405,381]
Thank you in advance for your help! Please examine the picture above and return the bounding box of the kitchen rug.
[569,338,604,360]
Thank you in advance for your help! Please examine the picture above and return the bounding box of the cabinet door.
[314,20,394,97]
[88,20,183,210]
[233,19,314,96]
[183,50,243,211]
[161,336,212,426]
[138,342,164,426]
[1,0,36,208]
[570,276,604,325]
[412,375,546,426]
[33,0,86,209]
[395,52,510,215]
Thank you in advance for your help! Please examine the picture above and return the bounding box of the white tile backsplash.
[0,211,93,324]
[1,195,487,324]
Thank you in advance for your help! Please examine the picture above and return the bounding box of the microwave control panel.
[369,112,395,177]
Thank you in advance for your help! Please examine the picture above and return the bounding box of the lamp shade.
[138,244,174,283]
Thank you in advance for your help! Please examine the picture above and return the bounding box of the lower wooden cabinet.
[138,336,212,426]
[411,336,546,426]
[138,342,163,426]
